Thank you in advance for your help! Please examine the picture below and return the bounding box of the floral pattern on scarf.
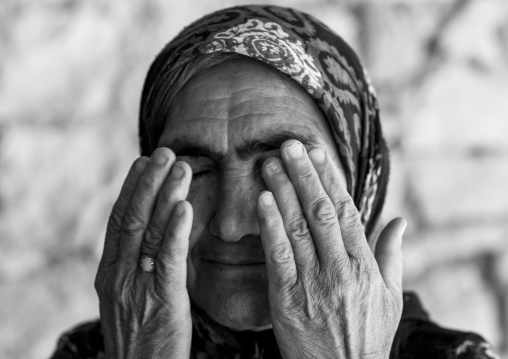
[203,18,322,92]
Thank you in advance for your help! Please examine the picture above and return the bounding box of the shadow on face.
[157,56,345,331]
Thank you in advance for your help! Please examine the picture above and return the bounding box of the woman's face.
[157,57,346,330]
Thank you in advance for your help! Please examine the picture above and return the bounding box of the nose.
[209,174,262,242]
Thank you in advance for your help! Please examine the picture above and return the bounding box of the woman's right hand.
[94,147,193,359]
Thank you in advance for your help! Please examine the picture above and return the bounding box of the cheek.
[326,146,347,184]
[332,156,347,184]
[186,178,217,288]
[187,178,217,246]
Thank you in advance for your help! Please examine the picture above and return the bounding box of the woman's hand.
[94,148,193,359]
[257,140,406,359]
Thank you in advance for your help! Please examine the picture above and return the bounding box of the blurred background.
[0,0,507,358]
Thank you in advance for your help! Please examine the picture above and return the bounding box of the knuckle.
[334,196,359,222]
[349,258,373,281]
[342,223,365,251]
[121,209,146,237]
[120,226,144,239]
[145,224,164,245]
[366,267,380,283]
[296,166,315,181]
[300,259,319,278]
[311,197,337,223]
[142,241,159,256]
[328,255,350,277]
[363,259,381,279]
[346,230,364,248]
[270,242,294,267]
[326,251,347,269]
[268,242,299,287]
[274,272,297,291]
[137,174,155,192]
[286,216,310,240]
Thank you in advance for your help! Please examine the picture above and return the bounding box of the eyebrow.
[166,129,321,160]
[237,130,320,159]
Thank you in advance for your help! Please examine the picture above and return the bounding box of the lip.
[203,259,266,266]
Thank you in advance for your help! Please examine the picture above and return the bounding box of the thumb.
[374,217,406,299]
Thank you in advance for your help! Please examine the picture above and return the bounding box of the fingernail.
[260,191,274,206]
[284,141,303,158]
[153,149,169,165]
[266,159,280,172]
[175,201,186,216]
[171,162,185,178]
[308,148,326,164]
[134,157,148,173]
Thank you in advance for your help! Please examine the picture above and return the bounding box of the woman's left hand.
[257,140,406,359]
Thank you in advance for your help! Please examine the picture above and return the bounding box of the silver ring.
[140,254,155,272]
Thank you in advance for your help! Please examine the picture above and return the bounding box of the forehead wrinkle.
[227,84,317,115]
[160,116,230,157]
[164,57,333,163]
[225,97,321,157]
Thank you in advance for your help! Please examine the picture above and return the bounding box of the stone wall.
[0,0,507,358]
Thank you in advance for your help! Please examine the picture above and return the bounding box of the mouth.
[203,259,266,266]
[199,258,267,279]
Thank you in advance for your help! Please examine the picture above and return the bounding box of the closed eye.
[176,155,216,180]
[192,169,216,179]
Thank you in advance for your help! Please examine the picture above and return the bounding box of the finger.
[277,140,347,265]
[101,157,149,265]
[142,161,192,257]
[307,146,371,261]
[261,157,319,271]
[155,201,193,294]
[118,147,175,266]
[257,191,298,288]
[375,218,406,299]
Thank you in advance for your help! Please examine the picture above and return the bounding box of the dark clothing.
[50,292,498,359]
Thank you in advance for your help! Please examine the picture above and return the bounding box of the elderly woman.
[51,5,498,359]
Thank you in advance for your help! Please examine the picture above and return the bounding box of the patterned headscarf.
[139,5,389,238]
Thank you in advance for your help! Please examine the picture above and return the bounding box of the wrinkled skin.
[95,150,194,358]
[95,58,405,358]
[256,141,405,358]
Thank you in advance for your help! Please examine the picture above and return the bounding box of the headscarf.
[138,5,390,358]
[139,5,389,238]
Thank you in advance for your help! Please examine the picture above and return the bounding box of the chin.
[191,281,272,331]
